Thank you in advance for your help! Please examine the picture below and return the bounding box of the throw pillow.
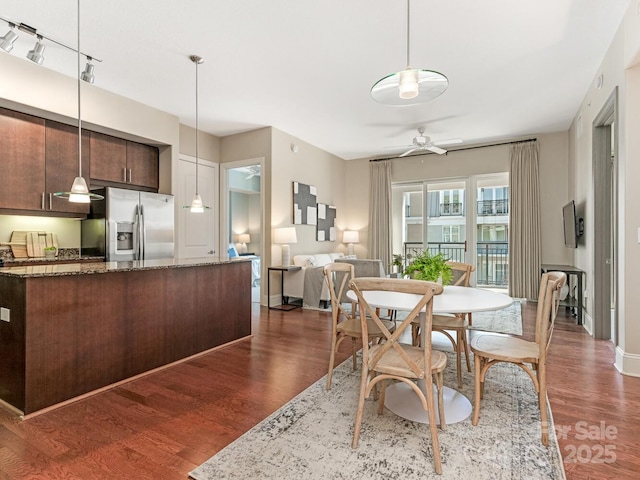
[305,257,317,267]
[344,254,357,259]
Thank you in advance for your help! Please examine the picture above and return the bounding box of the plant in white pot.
[404,251,453,284]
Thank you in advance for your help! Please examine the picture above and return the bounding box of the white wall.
[270,128,347,264]
[568,1,640,374]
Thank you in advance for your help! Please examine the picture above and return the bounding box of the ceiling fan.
[243,165,261,179]
[397,128,462,157]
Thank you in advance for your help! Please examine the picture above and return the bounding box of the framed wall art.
[316,203,336,242]
[292,181,317,225]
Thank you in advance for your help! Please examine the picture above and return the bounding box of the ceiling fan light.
[398,67,418,99]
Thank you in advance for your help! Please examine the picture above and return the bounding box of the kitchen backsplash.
[0,214,81,247]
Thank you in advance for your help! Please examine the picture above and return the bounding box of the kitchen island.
[0,257,252,416]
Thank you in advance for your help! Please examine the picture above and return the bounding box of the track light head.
[0,25,18,53]
[27,36,45,64]
[81,59,95,83]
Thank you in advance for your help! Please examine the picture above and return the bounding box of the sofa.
[283,253,346,306]
[283,254,386,308]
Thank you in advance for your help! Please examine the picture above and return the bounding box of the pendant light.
[370,0,448,106]
[54,0,103,203]
[183,54,210,213]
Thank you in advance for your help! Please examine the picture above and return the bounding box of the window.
[442,225,461,242]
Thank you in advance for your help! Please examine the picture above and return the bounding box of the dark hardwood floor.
[0,300,638,479]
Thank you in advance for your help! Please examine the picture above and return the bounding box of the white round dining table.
[346,285,513,425]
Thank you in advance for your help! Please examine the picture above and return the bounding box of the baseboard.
[581,311,593,335]
[614,346,640,377]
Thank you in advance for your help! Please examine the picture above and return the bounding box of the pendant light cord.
[406,0,411,66]
[77,0,82,178]
[195,58,199,196]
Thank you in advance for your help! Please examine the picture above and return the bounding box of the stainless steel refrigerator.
[81,187,174,261]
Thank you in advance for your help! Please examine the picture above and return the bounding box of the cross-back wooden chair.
[323,263,395,390]
[412,261,475,388]
[471,271,566,445]
[350,277,446,475]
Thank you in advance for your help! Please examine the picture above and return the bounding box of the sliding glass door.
[391,173,509,289]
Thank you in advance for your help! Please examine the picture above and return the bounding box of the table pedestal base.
[384,380,472,425]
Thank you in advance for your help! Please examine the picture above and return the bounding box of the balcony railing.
[402,241,508,287]
[477,199,509,216]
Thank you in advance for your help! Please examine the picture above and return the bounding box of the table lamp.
[343,230,359,256]
[238,233,251,254]
[274,227,297,266]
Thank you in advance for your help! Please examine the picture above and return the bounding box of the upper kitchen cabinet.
[0,107,46,211]
[125,141,159,190]
[90,131,159,191]
[89,131,127,183]
[44,121,91,214]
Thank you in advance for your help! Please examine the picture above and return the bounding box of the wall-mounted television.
[562,200,579,248]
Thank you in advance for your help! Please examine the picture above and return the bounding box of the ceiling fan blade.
[399,147,420,158]
[432,138,463,146]
[384,144,414,149]
[427,145,447,155]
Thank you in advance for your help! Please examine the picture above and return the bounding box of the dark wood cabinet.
[126,141,159,189]
[44,121,91,214]
[0,261,251,414]
[0,107,46,211]
[0,108,160,217]
[89,130,127,183]
[90,131,159,190]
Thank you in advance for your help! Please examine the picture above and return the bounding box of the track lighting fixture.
[0,15,101,82]
[26,36,45,64]
[81,57,95,83]
[0,23,18,53]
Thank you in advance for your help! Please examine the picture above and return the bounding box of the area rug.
[189,351,564,480]
[467,299,523,335]
[393,299,523,336]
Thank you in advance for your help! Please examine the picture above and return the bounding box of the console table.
[268,265,303,311]
[541,264,584,325]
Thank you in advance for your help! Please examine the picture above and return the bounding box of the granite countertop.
[0,256,251,278]
[0,248,102,266]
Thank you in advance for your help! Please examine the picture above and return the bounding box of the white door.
[177,156,219,258]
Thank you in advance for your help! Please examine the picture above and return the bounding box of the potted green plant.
[44,246,57,259]
[390,253,404,277]
[404,251,453,285]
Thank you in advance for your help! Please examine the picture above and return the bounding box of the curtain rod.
[368,137,537,162]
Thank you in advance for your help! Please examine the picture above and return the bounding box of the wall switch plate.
[0,307,9,322]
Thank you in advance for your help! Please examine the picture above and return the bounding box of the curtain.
[508,141,541,299]
[368,160,392,273]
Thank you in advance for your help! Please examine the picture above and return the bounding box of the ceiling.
[0,0,631,160]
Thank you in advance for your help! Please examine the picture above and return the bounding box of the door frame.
[220,157,265,299]
[592,88,618,341]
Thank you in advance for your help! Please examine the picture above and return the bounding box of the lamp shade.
[274,227,297,244]
[239,233,251,244]
[343,230,359,244]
